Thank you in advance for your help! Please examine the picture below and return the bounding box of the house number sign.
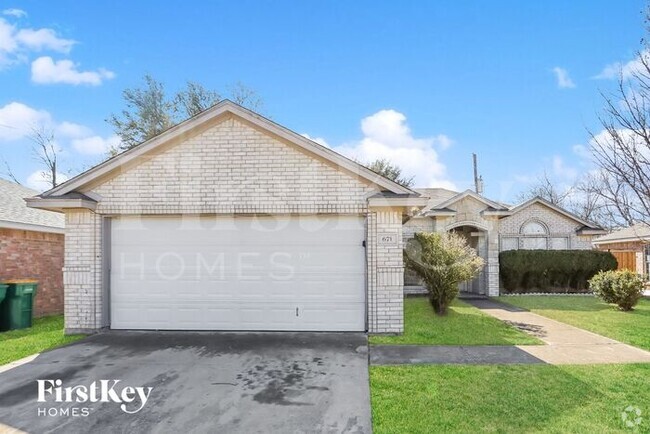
[379,233,397,245]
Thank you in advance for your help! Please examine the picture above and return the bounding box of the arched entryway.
[448,223,487,296]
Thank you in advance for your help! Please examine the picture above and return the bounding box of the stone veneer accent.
[62,116,406,334]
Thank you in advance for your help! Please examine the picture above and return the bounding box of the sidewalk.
[466,299,650,365]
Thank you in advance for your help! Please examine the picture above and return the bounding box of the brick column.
[63,210,103,334]
[367,209,404,333]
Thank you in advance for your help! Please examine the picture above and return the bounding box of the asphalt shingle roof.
[594,223,650,244]
[0,178,64,230]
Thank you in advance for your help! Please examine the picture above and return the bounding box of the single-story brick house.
[27,101,429,334]
[0,178,65,316]
[593,223,650,276]
[403,189,607,295]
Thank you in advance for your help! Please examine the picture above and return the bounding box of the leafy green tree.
[173,81,221,118]
[366,158,414,187]
[108,74,173,151]
[404,232,484,315]
[108,75,264,152]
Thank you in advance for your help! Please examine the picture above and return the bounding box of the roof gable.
[510,196,603,230]
[431,189,509,212]
[41,100,414,198]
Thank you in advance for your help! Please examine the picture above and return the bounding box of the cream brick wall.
[367,209,404,333]
[499,202,595,250]
[63,210,102,333]
[91,117,377,214]
[63,115,406,334]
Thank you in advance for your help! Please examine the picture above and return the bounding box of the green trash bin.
[0,280,38,331]
[0,283,7,307]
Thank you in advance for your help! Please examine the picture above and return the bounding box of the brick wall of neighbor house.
[499,202,594,250]
[63,116,405,333]
[0,228,64,317]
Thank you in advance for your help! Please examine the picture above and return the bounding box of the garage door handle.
[296,307,299,317]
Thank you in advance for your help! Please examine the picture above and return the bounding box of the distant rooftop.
[0,178,64,232]
[593,222,650,244]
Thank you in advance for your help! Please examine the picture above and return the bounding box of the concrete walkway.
[371,345,544,365]
[466,299,650,365]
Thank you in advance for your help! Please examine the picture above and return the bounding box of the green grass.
[497,296,650,351]
[371,364,650,434]
[369,297,541,346]
[0,315,85,366]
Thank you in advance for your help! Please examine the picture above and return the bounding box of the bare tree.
[516,171,572,206]
[30,126,59,189]
[1,157,21,185]
[229,82,264,113]
[589,51,650,225]
[516,172,618,228]
[573,171,636,227]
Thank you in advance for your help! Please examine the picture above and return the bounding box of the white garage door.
[110,215,366,331]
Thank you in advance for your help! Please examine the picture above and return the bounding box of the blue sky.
[0,0,646,201]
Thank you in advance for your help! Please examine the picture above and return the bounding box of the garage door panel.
[113,279,365,302]
[111,215,366,331]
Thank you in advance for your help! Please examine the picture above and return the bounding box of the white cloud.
[0,101,119,157]
[26,170,68,192]
[2,8,26,18]
[0,101,52,141]
[333,109,455,189]
[594,50,649,80]
[433,134,453,150]
[551,155,578,180]
[15,28,74,53]
[31,56,115,86]
[552,66,575,89]
[301,133,330,148]
[56,121,92,139]
[572,144,592,163]
[0,17,75,67]
[72,134,120,155]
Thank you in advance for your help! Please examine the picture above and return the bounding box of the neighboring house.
[593,223,650,276]
[27,100,428,335]
[403,189,607,296]
[0,178,65,317]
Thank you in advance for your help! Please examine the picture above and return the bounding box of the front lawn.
[369,297,541,346]
[497,296,650,351]
[0,315,85,366]
[371,364,650,433]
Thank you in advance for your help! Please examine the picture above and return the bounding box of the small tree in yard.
[589,270,644,311]
[404,232,484,315]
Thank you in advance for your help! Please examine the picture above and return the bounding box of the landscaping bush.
[499,250,617,293]
[404,232,484,315]
[589,270,644,311]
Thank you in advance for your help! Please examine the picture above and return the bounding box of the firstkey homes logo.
[37,379,153,417]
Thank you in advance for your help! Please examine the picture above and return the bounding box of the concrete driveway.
[0,332,370,434]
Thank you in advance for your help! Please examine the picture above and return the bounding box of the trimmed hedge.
[499,250,617,293]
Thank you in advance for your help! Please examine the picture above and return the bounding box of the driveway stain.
[237,359,329,406]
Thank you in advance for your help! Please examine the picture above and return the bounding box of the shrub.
[499,250,617,293]
[404,232,484,315]
[590,270,644,311]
